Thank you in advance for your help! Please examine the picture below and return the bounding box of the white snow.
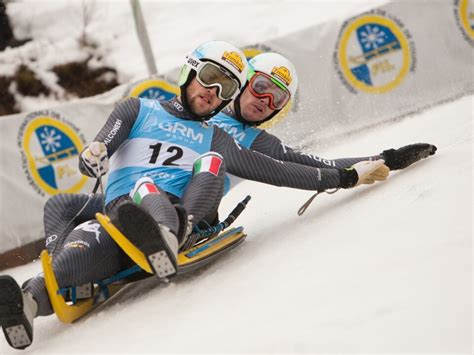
[1,0,472,353]
[1,95,472,353]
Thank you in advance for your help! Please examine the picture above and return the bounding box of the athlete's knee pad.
[192,152,225,177]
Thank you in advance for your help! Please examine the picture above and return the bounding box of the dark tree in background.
[0,0,14,50]
[0,1,117,116]
[0,0,30,50]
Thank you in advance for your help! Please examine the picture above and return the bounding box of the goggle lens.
[196,62,240,100]
[249,72,290,110]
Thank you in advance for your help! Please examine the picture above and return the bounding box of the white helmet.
[178,40,249,120]
[234,52,298,125]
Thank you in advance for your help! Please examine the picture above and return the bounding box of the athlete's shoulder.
[127,98,162,118]
[211,124,234,141]
[255,129,278,140]
[136,98,164,109]
[115,96,141,112]
[212,124,226,135]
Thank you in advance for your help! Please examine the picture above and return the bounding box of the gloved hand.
[351,159,389,186]
[381,143,437,170]
[79,141,108,177]
[339,159,389,188]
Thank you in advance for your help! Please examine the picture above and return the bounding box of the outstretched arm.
[251,131,437,171]
[211,127,361,191]
[250,130,381,169]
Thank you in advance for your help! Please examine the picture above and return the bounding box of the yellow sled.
[41,215,246,324]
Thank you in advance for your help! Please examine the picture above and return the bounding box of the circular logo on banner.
[18,111,87,196]
[335,11,415,94]
[454,0,474,45]
[128,79,180,100]
[242,44,296,129]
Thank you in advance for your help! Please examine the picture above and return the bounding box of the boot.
[0,275,37,349]
[117,202,179,279]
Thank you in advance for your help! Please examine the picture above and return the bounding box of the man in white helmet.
[0,41,390,350]
[209,52,437,197]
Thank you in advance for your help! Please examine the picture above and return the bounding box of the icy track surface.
[1,96,471,354]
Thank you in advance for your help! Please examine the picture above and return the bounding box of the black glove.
[381,143,437,171]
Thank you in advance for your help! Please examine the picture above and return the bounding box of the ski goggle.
[248,72,291,110]
[195,61,240,101]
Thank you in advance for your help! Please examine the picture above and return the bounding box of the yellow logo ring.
[128,79,180,98]
[460,0,474,39]
[338,15,411,94]
[22,117,87,195]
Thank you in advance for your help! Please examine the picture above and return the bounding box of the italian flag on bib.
[132,182,159,205]
[194,154,223,177]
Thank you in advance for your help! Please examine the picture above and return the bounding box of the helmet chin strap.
[180,69,230,122]
[233,83,280,127]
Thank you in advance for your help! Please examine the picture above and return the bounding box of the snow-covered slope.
[1,95,471,353]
